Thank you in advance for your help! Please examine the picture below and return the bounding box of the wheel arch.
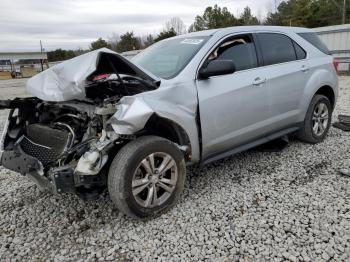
[140,114,192,160]
[315,85,335,110]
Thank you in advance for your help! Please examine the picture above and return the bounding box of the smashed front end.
[0,98,119,198]
[0,49,160,199]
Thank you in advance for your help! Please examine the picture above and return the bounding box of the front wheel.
[108,136,186,219]
[298,94,332,143]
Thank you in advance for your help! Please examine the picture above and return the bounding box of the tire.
[298,94,332,144]
[108,136,186,219]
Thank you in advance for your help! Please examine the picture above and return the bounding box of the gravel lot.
[0,78,349,261]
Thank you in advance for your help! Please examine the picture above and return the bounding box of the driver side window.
[209,34,258,72]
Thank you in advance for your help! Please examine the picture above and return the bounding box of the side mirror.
[199,60,236,79]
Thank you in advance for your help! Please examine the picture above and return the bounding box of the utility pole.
[343,0,346,24]
[40,40,43,53]
[331,0,347,24]
[40,40,44,71]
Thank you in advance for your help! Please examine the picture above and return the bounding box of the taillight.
[333,58,339,75]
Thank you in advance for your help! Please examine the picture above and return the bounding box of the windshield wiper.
[106,55,130,95]
[122,75,159,90]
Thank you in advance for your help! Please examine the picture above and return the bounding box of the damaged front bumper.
[1,146,44,175]
[1,146,106,197]
[0,118,9,163]
[0,133,55,192]
[0,144,55,192]
[0,121,109,197]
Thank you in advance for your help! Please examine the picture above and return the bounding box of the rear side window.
[257,33,297,66]
[298,32,330,55]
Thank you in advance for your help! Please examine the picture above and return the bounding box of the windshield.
[132,36,210,79]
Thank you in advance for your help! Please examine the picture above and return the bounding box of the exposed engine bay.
[0,69,157,199]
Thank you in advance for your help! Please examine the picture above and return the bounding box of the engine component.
[48,166,76,194]
[52,122,76,148]
[75,135,116,175]
[19,136,58,166]
[75,150,108,176]
[95,104,117,116]
[95,104,117,131]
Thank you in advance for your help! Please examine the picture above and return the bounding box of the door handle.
[301,65,310,72]
[252,77,266,86]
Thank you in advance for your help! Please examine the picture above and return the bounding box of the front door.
[196,34,270,161]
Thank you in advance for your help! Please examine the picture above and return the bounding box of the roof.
[172,26,313,39]
[0,52,48,61]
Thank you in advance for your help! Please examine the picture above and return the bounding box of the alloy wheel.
[132,152,178,208]
[312,102,329,136]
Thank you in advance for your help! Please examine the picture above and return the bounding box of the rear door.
[254,32,308,130]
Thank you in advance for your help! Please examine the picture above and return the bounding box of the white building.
[314,24,350,72]
[0,52,48,73]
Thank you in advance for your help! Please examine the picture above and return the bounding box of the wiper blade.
[106,55,130,96]
[122,75,159,90]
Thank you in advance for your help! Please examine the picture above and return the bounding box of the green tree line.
[265,0,349,27]
[48,0,348,61]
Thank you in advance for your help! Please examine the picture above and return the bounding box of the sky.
[0,0,274,52]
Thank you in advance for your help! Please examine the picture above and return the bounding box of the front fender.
[109,82,201,163]
[110,96,153,135]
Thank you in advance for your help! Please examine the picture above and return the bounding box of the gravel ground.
[0,78,350,261]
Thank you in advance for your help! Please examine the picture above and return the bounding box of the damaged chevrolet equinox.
[0,26,338,219]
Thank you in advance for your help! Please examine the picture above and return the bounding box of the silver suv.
[0,26,338,219]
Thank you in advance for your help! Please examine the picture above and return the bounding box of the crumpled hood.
[26,48,160,102]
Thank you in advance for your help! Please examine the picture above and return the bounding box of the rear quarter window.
[293,41,307,60]
[298,32,330,55]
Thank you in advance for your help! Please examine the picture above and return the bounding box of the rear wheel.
[108,136,186,219]
[298,94,332,143]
